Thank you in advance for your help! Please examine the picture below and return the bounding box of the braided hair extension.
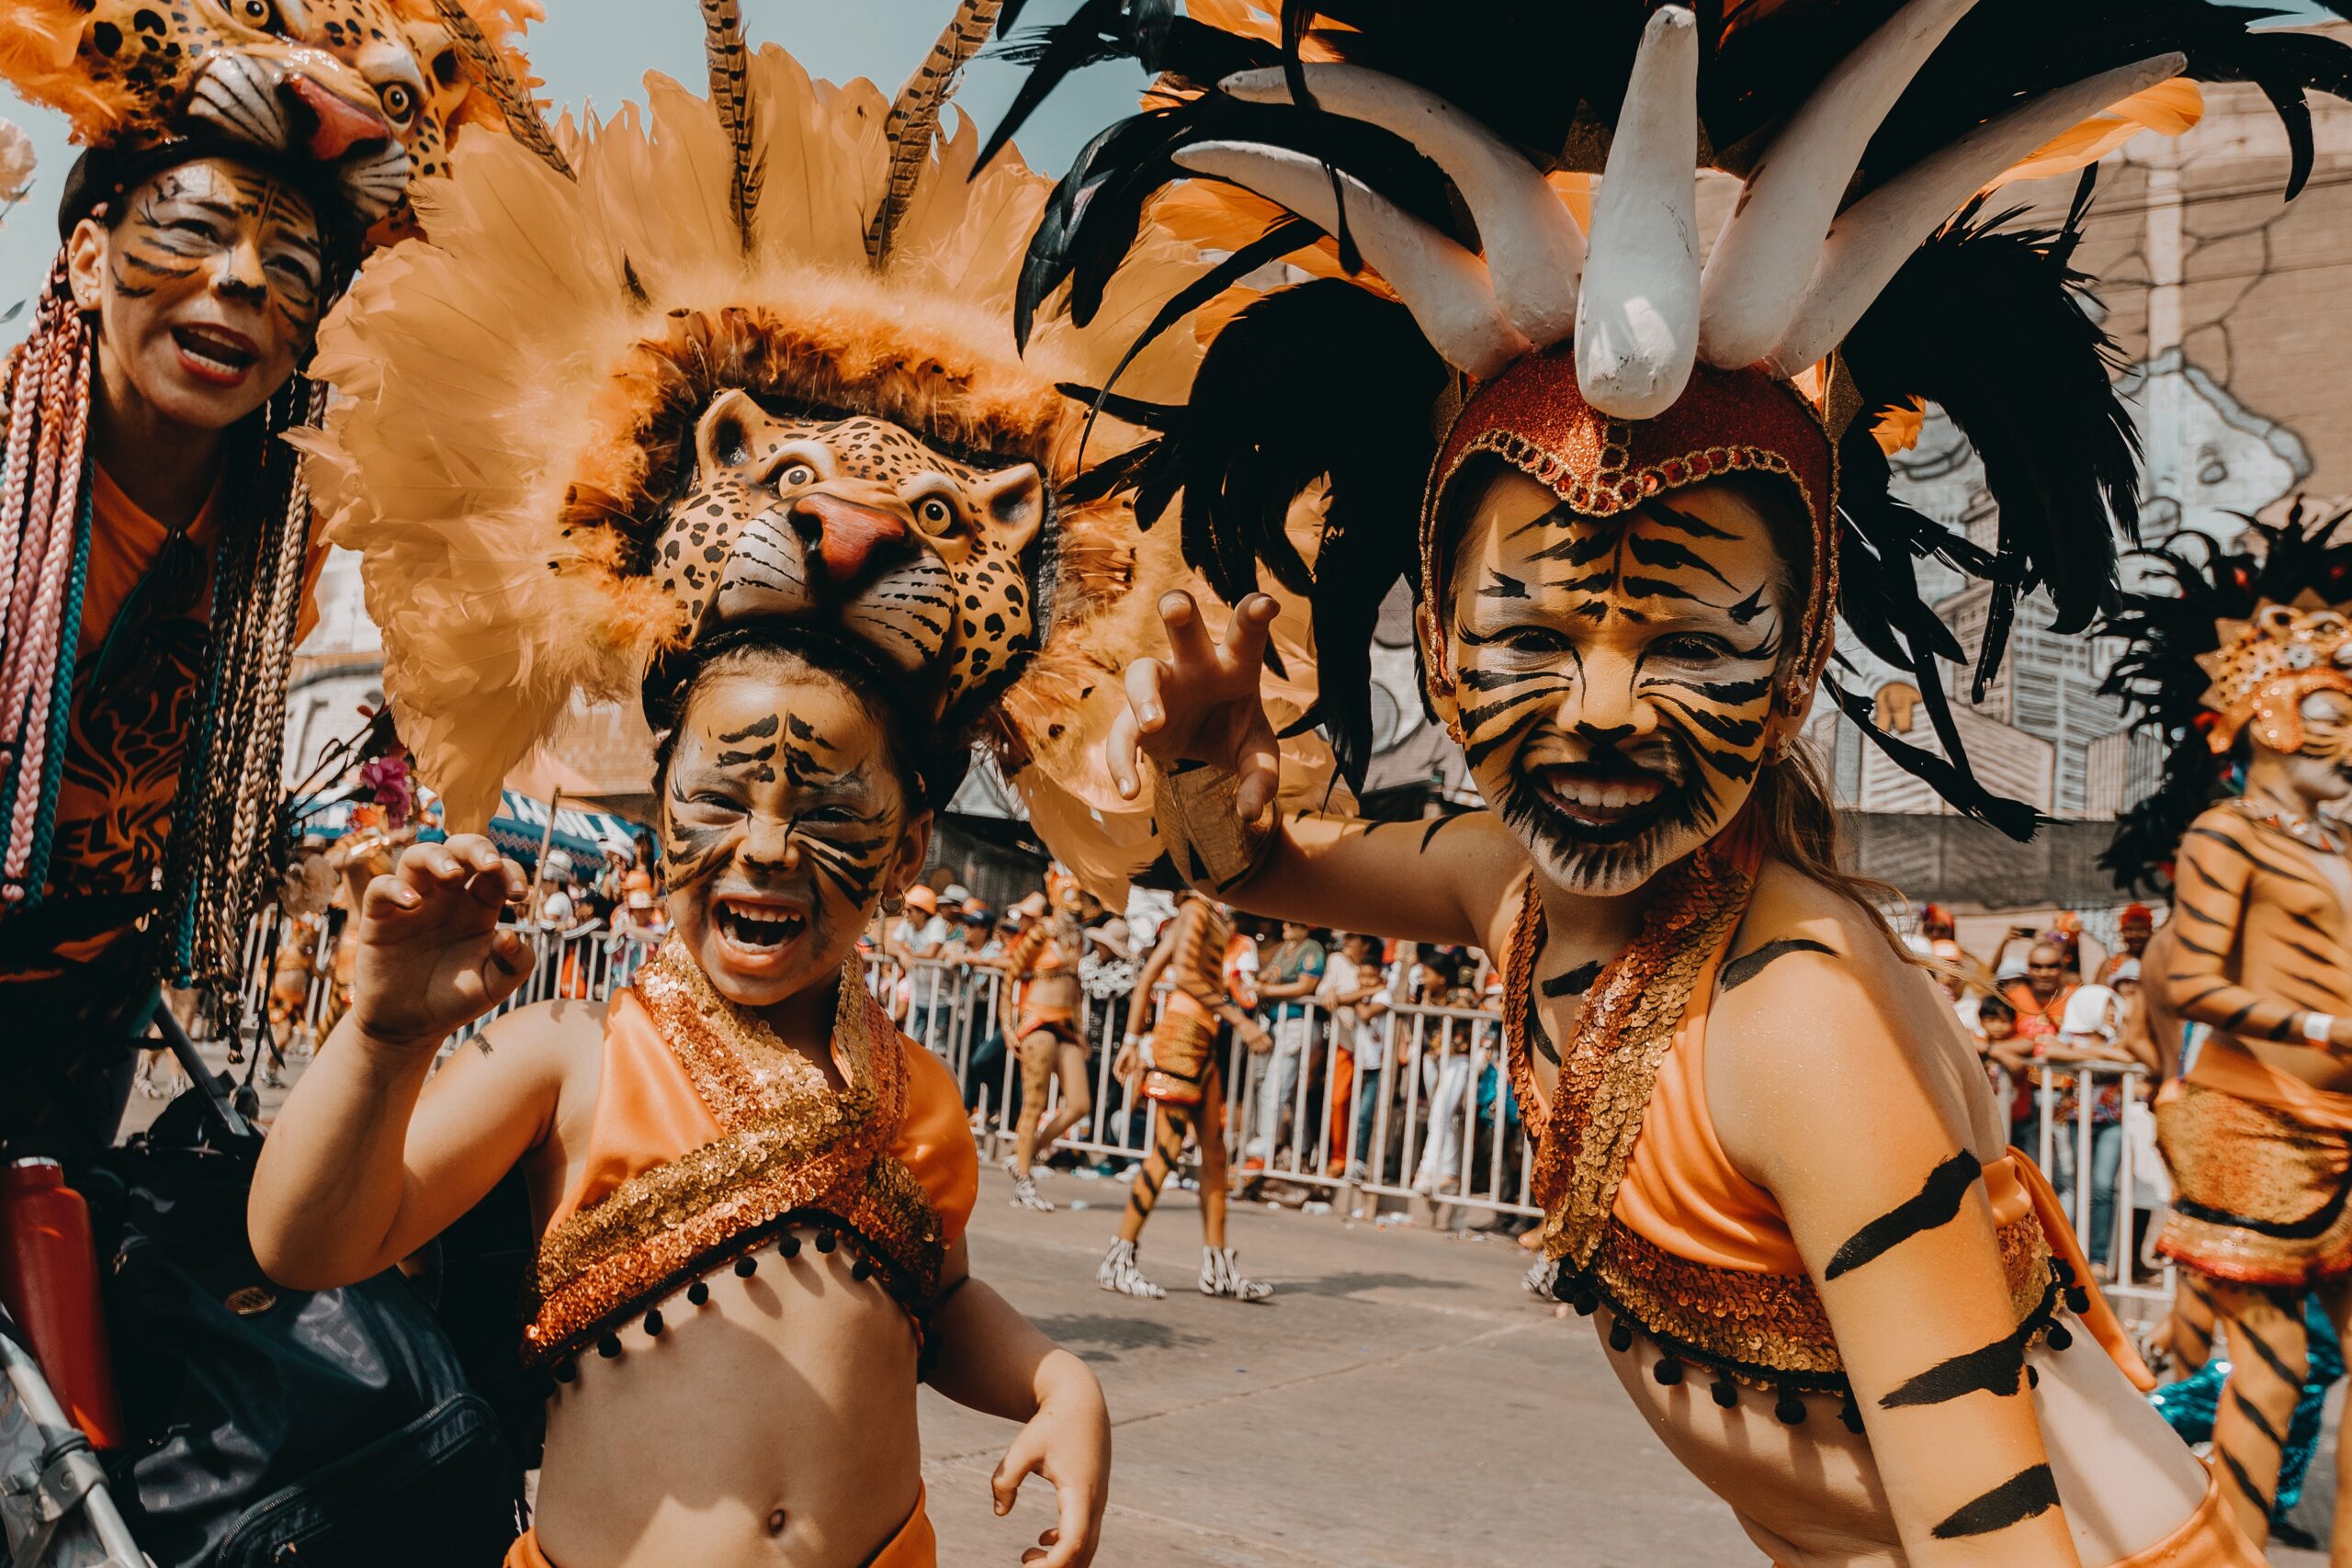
[158,375,321,1008]
[0,267,95,901]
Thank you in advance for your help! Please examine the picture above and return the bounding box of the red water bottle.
[0,1156,125,1449]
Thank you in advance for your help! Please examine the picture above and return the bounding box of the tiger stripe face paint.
[2286,689,2352,803]
[73,157,322,431]
[661,662,923,1010]
[1444,468,1794,895]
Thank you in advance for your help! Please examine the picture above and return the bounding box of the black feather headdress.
[986,0,2351,833]
[2099,505,2352,893]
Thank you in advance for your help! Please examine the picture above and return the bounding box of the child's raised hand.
[350,833,531,1053]
[1105,591,1283,822]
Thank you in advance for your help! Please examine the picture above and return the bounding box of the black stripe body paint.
[1929,1466,2060,1539]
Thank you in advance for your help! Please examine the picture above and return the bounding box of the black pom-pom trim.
[735,1256,758,1278]
[1653,1357,1682,1387]
[781,1233,802,1258]
[643,1309,663,1337]
[597,1335,621,1359]
[1608,1319,1634,1353]
[687,1280,710,1306]
[553,1359,576,1384]
[1774,1389,1807,1425]
[1711,1375,1738,1409]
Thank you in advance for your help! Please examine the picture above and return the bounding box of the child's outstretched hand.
[990,1353,1110,1567]
[350,833,530,1053]
[1105,590,1283,823]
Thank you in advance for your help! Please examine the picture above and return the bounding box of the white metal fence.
[241,924,2174,1303]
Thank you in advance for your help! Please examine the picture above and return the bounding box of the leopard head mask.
[16,0,514,226]
[646,390,1046,724]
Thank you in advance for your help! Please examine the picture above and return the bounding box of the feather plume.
[427,0,571,176]
[700,0,760,250]
[868,0,1003,265]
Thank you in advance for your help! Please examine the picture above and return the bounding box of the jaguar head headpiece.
[4,0,540,226]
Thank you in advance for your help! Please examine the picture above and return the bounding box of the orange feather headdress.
[302,6,1344,897]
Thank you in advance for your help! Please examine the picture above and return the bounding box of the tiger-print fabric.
[65,0,478,224]
[648,389,1046,727]
[2156,1080,2352,1288]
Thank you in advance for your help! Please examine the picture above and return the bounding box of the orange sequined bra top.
[1503,835,2098,1428]
[521,943,978,1380]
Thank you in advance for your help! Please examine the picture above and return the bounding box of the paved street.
[133,1046,2341,1565]
[927,1166,2345,1568]
[925,1168,1752,1568]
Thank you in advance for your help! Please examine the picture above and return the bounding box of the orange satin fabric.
[1609,939,2035,1277]
[2186,1034,2352,1134]
[545,987,978,1246]
[503,1486,939,1568]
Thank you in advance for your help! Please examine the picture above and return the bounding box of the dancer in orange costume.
[2103,511,2352,1554]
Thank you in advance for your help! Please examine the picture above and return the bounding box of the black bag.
[83,1088,525,1568]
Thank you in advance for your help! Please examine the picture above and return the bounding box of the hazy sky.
[0,0,1148,308]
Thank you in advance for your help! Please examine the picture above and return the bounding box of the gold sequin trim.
[522,949,948,1365]
[1588,1213,2054,1383]
[1505,849,1755,1273]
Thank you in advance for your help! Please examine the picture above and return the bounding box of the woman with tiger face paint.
[254,637,1114,1568]
[2100,515,2352,1557]
[1109,358,2232,1567]
[0,139,354,1157]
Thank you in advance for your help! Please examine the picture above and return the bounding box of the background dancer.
[2102,508,2352,1554]
[1100,891,1273,1302]
[990,865,1092,1211]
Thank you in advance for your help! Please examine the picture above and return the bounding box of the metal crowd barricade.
[234,928,2177,1304]
[2025,1060,2171,1308]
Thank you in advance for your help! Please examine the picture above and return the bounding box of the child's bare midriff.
[534,1254,924,1568]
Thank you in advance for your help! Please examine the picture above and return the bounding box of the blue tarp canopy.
[291,789,643,871]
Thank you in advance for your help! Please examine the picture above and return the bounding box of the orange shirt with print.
[1,467,322,976]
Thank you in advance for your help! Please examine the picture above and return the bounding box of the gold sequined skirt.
[2156,1080,2352,1288]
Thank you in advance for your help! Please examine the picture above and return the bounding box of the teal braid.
[17,465,94,908]
[166,669,225,985]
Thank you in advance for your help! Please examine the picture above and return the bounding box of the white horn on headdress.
[1577,5,1700,419]
[1171,141,1532,379]
[1217,63,1584,347]
[1765,52,2184,376]
[1697,0,1973,370]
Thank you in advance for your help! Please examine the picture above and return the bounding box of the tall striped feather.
[701,0,760,252]
[868,0,1005,265]
[429,0,572,177]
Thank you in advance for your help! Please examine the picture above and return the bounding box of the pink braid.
[0,307,75,754]
[0,299,51,648]
[1,325,91,897]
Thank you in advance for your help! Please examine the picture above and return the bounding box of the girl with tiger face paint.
[654,644,933,1017]
[1109,354,2239,1568]
[255,635,1117,1568]
[1442,465,1801,897]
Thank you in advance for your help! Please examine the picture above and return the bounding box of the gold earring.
[882,889,906,916]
